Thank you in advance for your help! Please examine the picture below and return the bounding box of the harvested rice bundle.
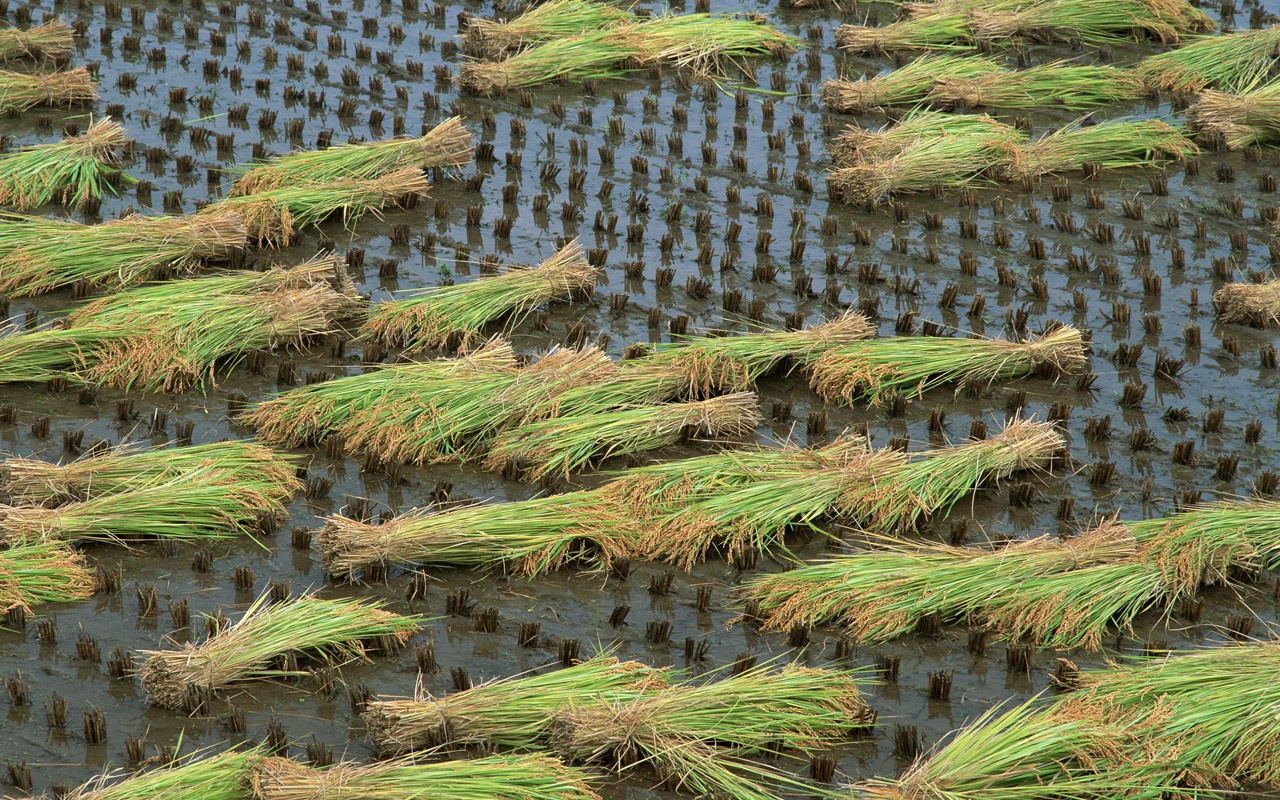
[140,593,419,710]
[337,347,618,465]
[0,67,95,111]
[543,360,691,417]
[0,117,128,209]
[853,700,1179,800]
[0,468,292,545]
[643,310,875,395]
[361,241,598,351]
[1187,84,1280,149]
[463,0,634,57]
[623,12,798,78]
[233,118,472,195]
[646,419,1060,568]
[1003,119,1196,181]
[834,13,974,54]
[0,440,300,506]
[63,747,264,800]
[1136,26,1280,93]
[933,63,1142,111]
[821,55,1000,113]
[0,539,96,613]
[829,110,1013,166]
[317,490,634,578]
[0,211,245,296]
[241,339,516,447]
[0,20,73,63]
[207,168,428,247]
[0,325,121,385]
[968,0,1214,45]
[1213,277,1280,326]
[554,663,873,800]
[459,27,638,96]
[809,326,1085,406]
[482,392,763,480]
[366,654,667,753]
[250,754,601,800]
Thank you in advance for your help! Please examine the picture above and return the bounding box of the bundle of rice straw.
[360,240,598,351]
[820,55,1000,113]
[0,67,96,111]
[1002,119,1197,181]
[0,117,128,209]
[1212,277,1280,326]
[0,440,300,506]
[0,211,245,296]
[809,326,1085,406]
[932,63,1143,111]
[458,27,637,97]
[966,0,1214,45]
[481,392,763,480]
[365,654,668,753]
[1186,83,1280,149]
[463,0,634,57]
[834,13,974,54]
[232,118,472,195]
[0,20,73,63]
[0,539,96,613]
[1135,26,1280,94]
[828,110,1009,165]
[207,168,428,247]
[249,754,601,800]
[140,593,419,711]
[62,747,265,800]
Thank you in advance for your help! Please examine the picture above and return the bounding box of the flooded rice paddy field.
[2,0,1280,795]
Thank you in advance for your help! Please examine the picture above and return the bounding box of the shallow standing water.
[1,0,1280,795]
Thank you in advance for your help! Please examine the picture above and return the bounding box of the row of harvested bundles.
[834,0,1214,54]
[0,257,361,392]
[857,641,1280,799]
[456,5,797,95]
[365,653,873,799]
[315,418,1063,578]
[826,111,1196,205]
[743,497,1280,649]
[825,26,1280,113]
[62,747,599,800]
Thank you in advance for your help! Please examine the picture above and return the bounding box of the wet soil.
[2,0,1280,795]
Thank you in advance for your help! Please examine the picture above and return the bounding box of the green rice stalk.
[933,63,1143,111]
[463,0,634,57]
[1003,119,1196,181]
[968,0,1214,45]
[481,392,763,481]
[361,240,598,351]
[250,754,600,800]
[0,117,128,209]
[336,347,618,465]
[64,747,264,800]
[240,339,517,447]
[833,13,975,54]
[553,663,872,800]
[0,467,292,546]
[1212,277,1280,326]
[829,109,1016,166]
[0,538,96,613]
[809,325,1086,406]
[0,440,300,506]
[0,211,245,296]
[207,167,428,247]
[638,446,907,569]
[458,27,639,96]
[140,593,420,710]
[1187,84,1280,149]
[853,700,1178,800]
[365,653,668,753]
[821,55,1001,113]
[1135,26,1280,93]
[0,324,123,385]
[620,12,798,80]
[0,20,73,63]
[541,360,691,417]
[0,66,95,111]
[316,489,636,579]
[232,118,472,195]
